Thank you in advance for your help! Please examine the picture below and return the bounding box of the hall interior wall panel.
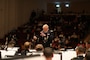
[47,3,56,14]
[0,0,5,38]
[0,0,47,38]
[22,0,47,24]
[8,0,17,32]
[0,0,18,38]
[16,0,25,26]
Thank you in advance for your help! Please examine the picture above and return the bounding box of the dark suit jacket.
[71,56,84,60]
[39,30,54,47]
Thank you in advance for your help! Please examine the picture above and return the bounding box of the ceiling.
[46,0,90,3]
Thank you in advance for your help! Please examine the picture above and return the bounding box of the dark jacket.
[71,56,84,60]
[39,30,54,47]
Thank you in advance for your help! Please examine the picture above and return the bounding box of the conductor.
[39,24,54,48]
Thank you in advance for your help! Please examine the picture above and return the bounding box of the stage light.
[56,4,60,8]
[65,3,69,8]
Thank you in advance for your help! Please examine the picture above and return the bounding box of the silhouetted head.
[43,47,53,58]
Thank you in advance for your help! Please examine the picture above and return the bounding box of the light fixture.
[65,3,69,8]
[56,4,60,8]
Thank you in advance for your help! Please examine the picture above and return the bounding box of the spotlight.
[56,4,60,8]
[65,3,69,8]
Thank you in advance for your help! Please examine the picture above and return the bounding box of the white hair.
[42,24,49,29]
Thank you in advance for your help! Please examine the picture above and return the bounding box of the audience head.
[75,46,85,56]
[43,47,53,58]
[85,34,90,50]
[35,44,44,51]
[42,24,49,33]
[85,40,90,50]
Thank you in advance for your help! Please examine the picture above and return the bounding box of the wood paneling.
[0,0,47,38]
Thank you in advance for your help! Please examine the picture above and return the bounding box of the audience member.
[71,46,85,60]
[52,36,61,50]
[29,10,36,24]
[43,47,53,60]
[77,41,85,48]
[64,38,71,49]
[59,32,65,47]
[70,32,79,48]
[85,40,90,51]
[71,32,78,39]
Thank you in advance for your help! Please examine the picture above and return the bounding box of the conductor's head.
[42,24,49,33]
